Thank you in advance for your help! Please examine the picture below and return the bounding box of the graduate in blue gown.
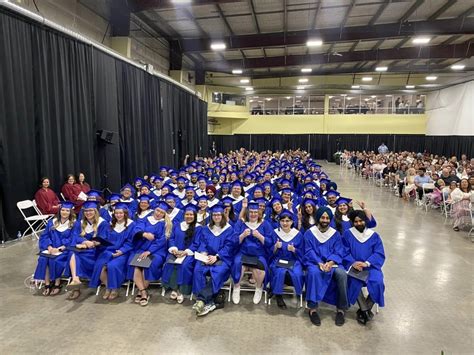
[162,204,202,303]
[222,196,238,226]
[342,210,385,325]
[269,209,304,309]
[196,195,210,226]
[89,203,137,301]
[133,194,153,222]
[128,201,172,306]
[65,201,109,300]
[99,193,121,223]
[298,198,318,234]
[231,202,274,305]
[34,202,75,296]
[192,205,235,317]
[268,197,298,229]
[331,199,377,234]
[229,181,245,216]
[304,207,349,326]
[120,184,138,216]
[163,194,184,224]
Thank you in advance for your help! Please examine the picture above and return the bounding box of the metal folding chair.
[17,200,54,239]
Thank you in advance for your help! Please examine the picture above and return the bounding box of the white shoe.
[232,286,241,304]
[253,287,263,304]
[197,303,216,317]
[177,292,184,304]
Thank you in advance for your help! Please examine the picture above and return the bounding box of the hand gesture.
[356,200,366,209]
[242,198,248,209]
[297,209,302,221]
[352,261,365,271]
[207,255,217,265]
[143,232,155,241]
[288,200,293,210]
[275,239,282,249]
[252,229,263,239]
[287,243,296,252]
[241,229,251,239]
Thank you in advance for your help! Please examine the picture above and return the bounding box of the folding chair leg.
[299,294,303,308]
[161,287,166,297]
[375,303,379,314]
[126,281,130,297]
[190,293,193,301]
[96,285,101,296]
[131,282,136,296]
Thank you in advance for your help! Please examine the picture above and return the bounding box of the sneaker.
[309,309,321,326]
[253,287,263,304]
[232,286,241,304]
[197,303,216,317]
[335,311,345,326]
[177,293,184,304]
[170,291,178,300]
[276,295,287,309]
[193,300,205,314]
[356,309,369,325]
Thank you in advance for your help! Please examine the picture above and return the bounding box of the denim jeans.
[307,268,348,310]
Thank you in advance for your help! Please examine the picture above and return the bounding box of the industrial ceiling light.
[425,75,438,81]
[171,0,192,3]
[412,37,431,44]
[245,87,254,91]
[375,66,388,72]
[406,85,415,89]
[232,69,243,74]
[298,78,308,83]
[240,79,250,83]
[361,77,373,82]
[306,39,323,47]
[297,86,306,90]
[285,96,291,99]
[450,64,465,70]
[210,42,226,50]
[301,68,312,73]
[351,85,360,89]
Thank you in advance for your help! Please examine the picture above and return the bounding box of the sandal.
[50,284,62,296]
[67,280,82,290]
[42,284,52,296]
[108,290,119,300]
[67,289,81,300]
[170,290,178,300]
[139,291,150,307]
[453,227,460,232]
[102,289,112,300]
[134,290,143,304]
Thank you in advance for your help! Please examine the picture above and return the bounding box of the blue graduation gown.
[133,209,153,222]
[342,227,385,307]
[269,228,305,295]
[99,207,113,223]
[65,218,109,279]
[127,216,168,281]
[192,224,235,295]
[230,220,274,284]
[162,223,202,290]
[34,219,72,281]
[330,215,377,234]
[89,219,137,289]
[168,208,184,225]
[303,226,346,305]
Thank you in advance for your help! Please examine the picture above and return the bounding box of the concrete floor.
[1,163,473,354]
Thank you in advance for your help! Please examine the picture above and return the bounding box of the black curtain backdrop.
[210,134,474,161]
[0,9,208,241]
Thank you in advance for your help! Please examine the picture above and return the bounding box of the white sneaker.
[193,300,204,313]
[232,286,241,304]
[253,287,263,304]
[177,293,184,304]
[197,303,216,316]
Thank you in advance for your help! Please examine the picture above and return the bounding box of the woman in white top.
[450,179,473,231]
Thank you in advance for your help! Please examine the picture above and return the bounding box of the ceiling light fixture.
[232,69,243,74]
[351,85,360,89]
[301,68,312,73]
[375,66,388,72]
[210,42,226,50]
[245,87,254,91]
[306,39,323,47]
[285,96,291,99]
[298,78,309,83]
[297,86,306,90]
[412,37,431,44]
[406,85,415,89]
[426,75,438,81]
[240,79,250,83]
[450,64,465,70]
[361,77,373,82]
[171,0,192,3]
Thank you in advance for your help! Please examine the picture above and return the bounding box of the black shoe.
[309,309,321,326]
[276,295,287,309]
[367,310,374,320]
[335,311,345,326]
[356,309,368,325]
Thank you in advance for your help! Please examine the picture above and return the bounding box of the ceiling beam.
[368,0,391,26]
[174,17,474,52]
[203,43,474,71]
[457,5,474,19]
[249,0,261,34]
[393,37,410,49]
[310,1,323,30]
[428,0,457,20]
[340,0,356,28]
[440,34,463,45]
[399,0,424,23]
[134,0,238,11]
[372,39,385,50]
[215,4,234,36]
[348,41,360,52]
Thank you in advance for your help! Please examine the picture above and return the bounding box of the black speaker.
[96,130,116,145]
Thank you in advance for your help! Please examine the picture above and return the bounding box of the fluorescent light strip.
[240,79,250,83]
[375,66,388,72]
[307,39,323,47]
[298,78,308,83]
[426,75,438,81]
[210,42,226,50]
[232,69,243,74]
[450,64,465,70]
[412,37,431,44]
[245,87,254,91]
[406,85,415,89]
[361,77,373,82]
[301,68,312,73]
[351,85,360,89]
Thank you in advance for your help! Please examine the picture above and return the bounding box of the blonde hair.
[52,209,76,230]
[164,213,173,239]
[80,209,100,237]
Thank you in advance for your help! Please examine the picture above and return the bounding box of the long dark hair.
[334,206,354,233]
[111,209,130,230]
[184,210,198,247]
[301,204,318,230]
[39,176,50,187]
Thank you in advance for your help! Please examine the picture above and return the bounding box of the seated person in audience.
[129,201,172,306]
[450,178,473,232]
[222,196,238,226]
[192,205,235,316]
[231,202,273,305]
[120,184,138,215]
[331,199,376,234]
[229,181,245,215]
[66,201,108,300]
[206,185,219,208]
[76,172,91,195]
[270,209,304,309]
[34,177,61,215]
[181,186,197,206]
[164,194,184,224]
[444,181,458,203]
[34,202,75,296]
[402,168,417,200]
[304,207,349,326]
[298,198,318,233]
[343,210,385,326]
[196,195,210,226]
[414,167,433,200]
[133,194,153,221]
[162,204,201,303]
[426,179,446,207]
[89,203,136,301]
[100,193,122,223]
[441,167,460,185]
[61,174,83,212]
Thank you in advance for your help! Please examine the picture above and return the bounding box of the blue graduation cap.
[270,197,282,206]
[279,209,294,220]
[190,172,198,179]
[170,171,178,178]
[185,185,195,192]
[209,204,225,214]
[327,182,338,191]
[197,195,208,202]
[87,189,102,200]
[183,204,198,213]
[109,193,122,202]
[159,166,168,172]
[253,185,263,193]
[163,193,177,202]
[280,178,291,186]
[221,182,230,189]
[140,181,152,190]
[247,201,259,211]
[154,201,171,211]
[326,190,340,198]
[280,188,293,195]
[120,183,135,194]
[302,198,318,207]
[231,180,243,188]
[83,201,99,210]
[177,176,187,183]
[138,194,152,203]
[60,201,75,210]
[114,202,129,211]
[221,197,234,206]
[319,179,330,185]
[254,197,267,206]
[161,184,174,191]
[336,197,352,206]
[134,177,144,185]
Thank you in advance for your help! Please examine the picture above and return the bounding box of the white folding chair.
[468,203,473,242]
[441,192,452,220]
[32,200,54,225]
[60,193,67,201]
[17,200,53,239]
[421,183,435,211]
[267,285,303,308]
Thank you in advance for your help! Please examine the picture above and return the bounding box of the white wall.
[426,81,474,136]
